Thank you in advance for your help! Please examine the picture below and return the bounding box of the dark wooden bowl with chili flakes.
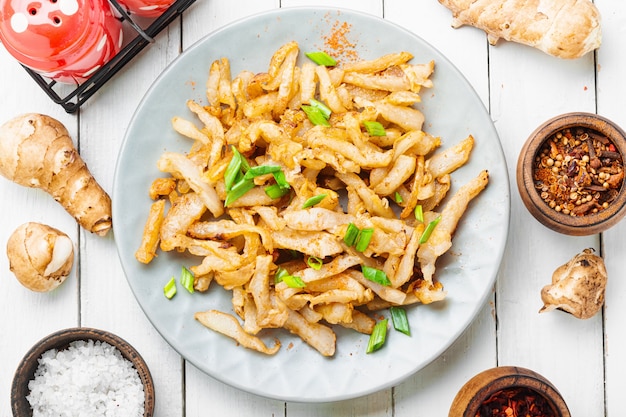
[517,112,626,236]
[448,366,570,417]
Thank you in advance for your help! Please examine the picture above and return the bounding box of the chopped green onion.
[225,178,255,206]
[264,183,291,199]
[414,205,424,222]
[236,147,251,171]
[305,51,337,66]
[390,306,411,336]
[363,120,386,137]
[366,319,388,353]
[302,105,331,126]
[302,194,327,209]
[224,146,250,191]
[362,265,392,286]
[243,164,281,180]
[307,256,323,270]
[354,227,374,252]
[274,267,289,283]
[275,267,305,288]
[224,149,243,192]
[394,192,403,203]
[283,274,306,288]
[419,215,442,244]
[163,277,177,299]
[309,98,332,119]
[180,266,195,294]
[343,223,360,246]
[272,170,290,189]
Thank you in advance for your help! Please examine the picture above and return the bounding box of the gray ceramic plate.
[113,7,510,402]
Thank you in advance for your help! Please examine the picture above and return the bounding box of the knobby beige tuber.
[438,0,602,59]
[0,113,112,235]
[539,248,607,319]
[7,222,74,292]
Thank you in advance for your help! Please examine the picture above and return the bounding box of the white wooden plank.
[488,24,604,417]
[77,16,186,417]
[281,0,382,14]
[0,47,80,417]
[595,1,626,417]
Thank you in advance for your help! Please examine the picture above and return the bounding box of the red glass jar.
[116,0,175,18]
[0,0,123,84]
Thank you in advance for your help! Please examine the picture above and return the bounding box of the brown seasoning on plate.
[322,15,359,63]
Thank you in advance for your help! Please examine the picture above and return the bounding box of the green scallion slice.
[283,274,306,289]
[272,170,290,189]
[163,277,177,299]
[363,120,386,137]
[307,256,323,270]
[414,204,424,222]
[362,265,392,286]
[180,266,195,294]
[264,183,291,199]
[390,306,411,336]
[343,223,360,247]
[366,319,388,353]
[236,146,251,171]
[309,98,332,119]
[355,227,374,252]
[302,194,327,209]
[243,164,281,180]
[225,178,255,206]
[224,150,243,192]
[302,105,331,126]
[419,215,442,244]
[274,267,289,283]
[394,192,403,203]
[305,51,337,66]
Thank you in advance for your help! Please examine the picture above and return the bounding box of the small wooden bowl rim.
[517,112,626,235]
[449,366,570,417]
[11,327,155,417]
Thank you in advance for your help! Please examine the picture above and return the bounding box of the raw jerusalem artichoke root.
[438,0,602,59]
[7,222,74,292]
[0,113,112,236]
[539,248,607,319]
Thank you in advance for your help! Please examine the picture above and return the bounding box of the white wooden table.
[1,1,624,416]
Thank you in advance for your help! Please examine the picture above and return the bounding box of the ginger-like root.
[438,0,602,59]
[7,222,74,292]
[539,248,607,319]
[0,114,112,235]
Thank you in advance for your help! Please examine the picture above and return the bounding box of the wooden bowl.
[517,112,626,235]
[11,327,155,417]
[448,366,570,417]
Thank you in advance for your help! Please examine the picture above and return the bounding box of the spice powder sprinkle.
[533,127,624,216]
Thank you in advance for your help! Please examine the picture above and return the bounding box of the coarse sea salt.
[27,339,145,417]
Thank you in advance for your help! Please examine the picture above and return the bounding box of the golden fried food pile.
[136,41,489,356]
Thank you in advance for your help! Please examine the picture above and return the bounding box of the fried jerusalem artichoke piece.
[7,222,74,292]
[438,0,602,59]
[539,248,607,319]
[0,114,112,236]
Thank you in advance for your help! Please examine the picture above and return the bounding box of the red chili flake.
[475,387,557,417]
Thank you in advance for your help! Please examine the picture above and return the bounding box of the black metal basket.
[22,0,196,113]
